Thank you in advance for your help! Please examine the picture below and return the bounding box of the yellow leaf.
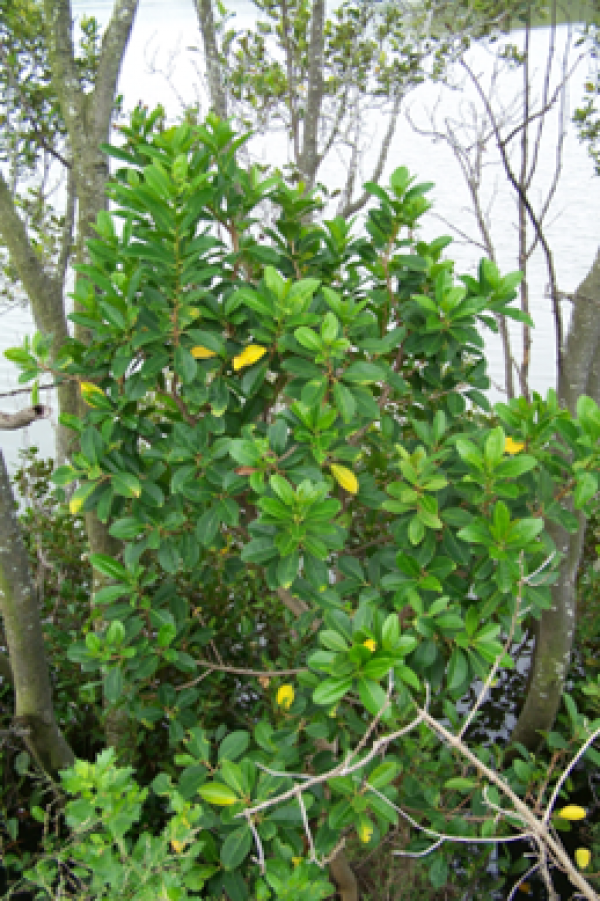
[80,382,106,407]
[292,857,302,867]
[276,684,295,710]
[575,848,591,869]
[358,820,373,844]
[171,839,186,853]
[504,436,524,455]
[557,805,586,821]
[69,496,84,515]
[191,345,218,359]
[233,344,267,371]
[330,464,359,494]
[363,639,377,652]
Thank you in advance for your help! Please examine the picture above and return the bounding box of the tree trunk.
[44,0,140,757]
[0,172,79,460]
[195,0,228,119]
[298,0,325,188]
[510,249,600,749]
[0,449,74,778]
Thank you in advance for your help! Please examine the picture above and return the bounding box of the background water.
[1,0,599,468]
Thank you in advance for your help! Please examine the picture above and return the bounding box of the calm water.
[1,0,599,468]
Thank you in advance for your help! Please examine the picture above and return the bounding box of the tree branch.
[92,0,139,137]
[341,93,401,218]
[0,406,52,431]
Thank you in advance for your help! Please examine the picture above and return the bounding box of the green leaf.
[198,782,239,806]
[396,664,420,690]
[574,473,598,509]
[368,761,401,790]
[507,518,543,545]
[277,551,300,589]
[313,678,353,706]
[447,648,468,694]
[484,427,505,466]
[104,667,123,704]
[319,630,349,652]
[294,327,322,353]
[409,515,425,545]
[496,455,537,478]
[240,537,279,564]
[112,472,142,498]
[109,517,143,540]
[175,346,198,384]
[429,855,448,889]
[81,426,105,463]
[455,439,484,470]
[445,777,478,791]
[358,678,388,717]
[219,731,250,762]
[93,584,131,605]
[51,465,79,487]
[90,555,129,582]
[196,506,220,546]
[270,474,295,505]
[220,824,252,870]
[333,381,356,423]
[342,362,385,384]
[178,766,207,800]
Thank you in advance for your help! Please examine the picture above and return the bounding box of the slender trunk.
[298,0,325,187]
[510,249,600,749]
[45,0,140,757]
[195,0,228,119]
[518,15,531,399]
[0,171,79,459]
[0,450,74,778]
[279,0,300,163]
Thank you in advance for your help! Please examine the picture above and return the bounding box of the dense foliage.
[5,108,600,900]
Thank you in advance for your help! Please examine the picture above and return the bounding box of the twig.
[543,723,600,825]
[175,659,307,690]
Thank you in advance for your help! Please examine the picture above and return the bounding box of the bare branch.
[0,406,52,431]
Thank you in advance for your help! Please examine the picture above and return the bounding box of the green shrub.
[7,107,600,900]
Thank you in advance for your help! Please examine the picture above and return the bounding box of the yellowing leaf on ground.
[575,848,591,869]
[330,464,359,494]
[557,805,586,821]
[191,345,218,359]
[233,344,267,371]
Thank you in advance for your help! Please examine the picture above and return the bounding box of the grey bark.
[0,449,74,778]
[298,0,325,188]
[0,172,78,461]
[0,405,51,431]
[44,0,139,271]
[510,249,600,749]
[43,0,139,756]
[195,0,228,119]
